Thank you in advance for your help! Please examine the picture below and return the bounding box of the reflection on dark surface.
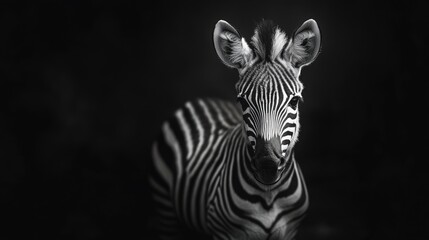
[1,1,428,239]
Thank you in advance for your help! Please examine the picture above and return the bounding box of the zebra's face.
[214,19,321,185]
[236,63,303,184]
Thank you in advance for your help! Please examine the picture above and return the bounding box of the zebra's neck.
[213,122,308,228]
[229,123,297,195]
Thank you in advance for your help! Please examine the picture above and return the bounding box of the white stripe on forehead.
[272,29,288,60]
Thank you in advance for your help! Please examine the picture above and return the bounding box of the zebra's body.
[151,98,308,239]
[149,19,321,239]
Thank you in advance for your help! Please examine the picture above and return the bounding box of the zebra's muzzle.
[251,136,286,185]
[251,156,286,185]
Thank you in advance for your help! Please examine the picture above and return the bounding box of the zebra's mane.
[251,20,288,63]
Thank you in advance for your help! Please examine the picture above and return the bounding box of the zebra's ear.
[213,20,252,69]
[284,19,321,68]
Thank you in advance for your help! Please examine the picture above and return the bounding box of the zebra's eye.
[237,97,249,111]
[289,96,300,110]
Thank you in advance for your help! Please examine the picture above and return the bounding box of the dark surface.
[1,1,428,239]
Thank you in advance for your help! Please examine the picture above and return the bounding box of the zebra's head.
[214,19,321,185]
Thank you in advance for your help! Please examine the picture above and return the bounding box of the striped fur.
[149,19,320,240]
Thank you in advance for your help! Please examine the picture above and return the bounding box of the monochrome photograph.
[1,1,427,239]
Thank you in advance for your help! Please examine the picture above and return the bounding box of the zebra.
[149,19,321,240]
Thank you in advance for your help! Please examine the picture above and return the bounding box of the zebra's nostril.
[279,157,286,167]
[278,158,286,171]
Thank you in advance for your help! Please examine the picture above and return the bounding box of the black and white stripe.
[149,19,321,240]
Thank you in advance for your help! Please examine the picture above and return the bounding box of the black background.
[1,0,428,239]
